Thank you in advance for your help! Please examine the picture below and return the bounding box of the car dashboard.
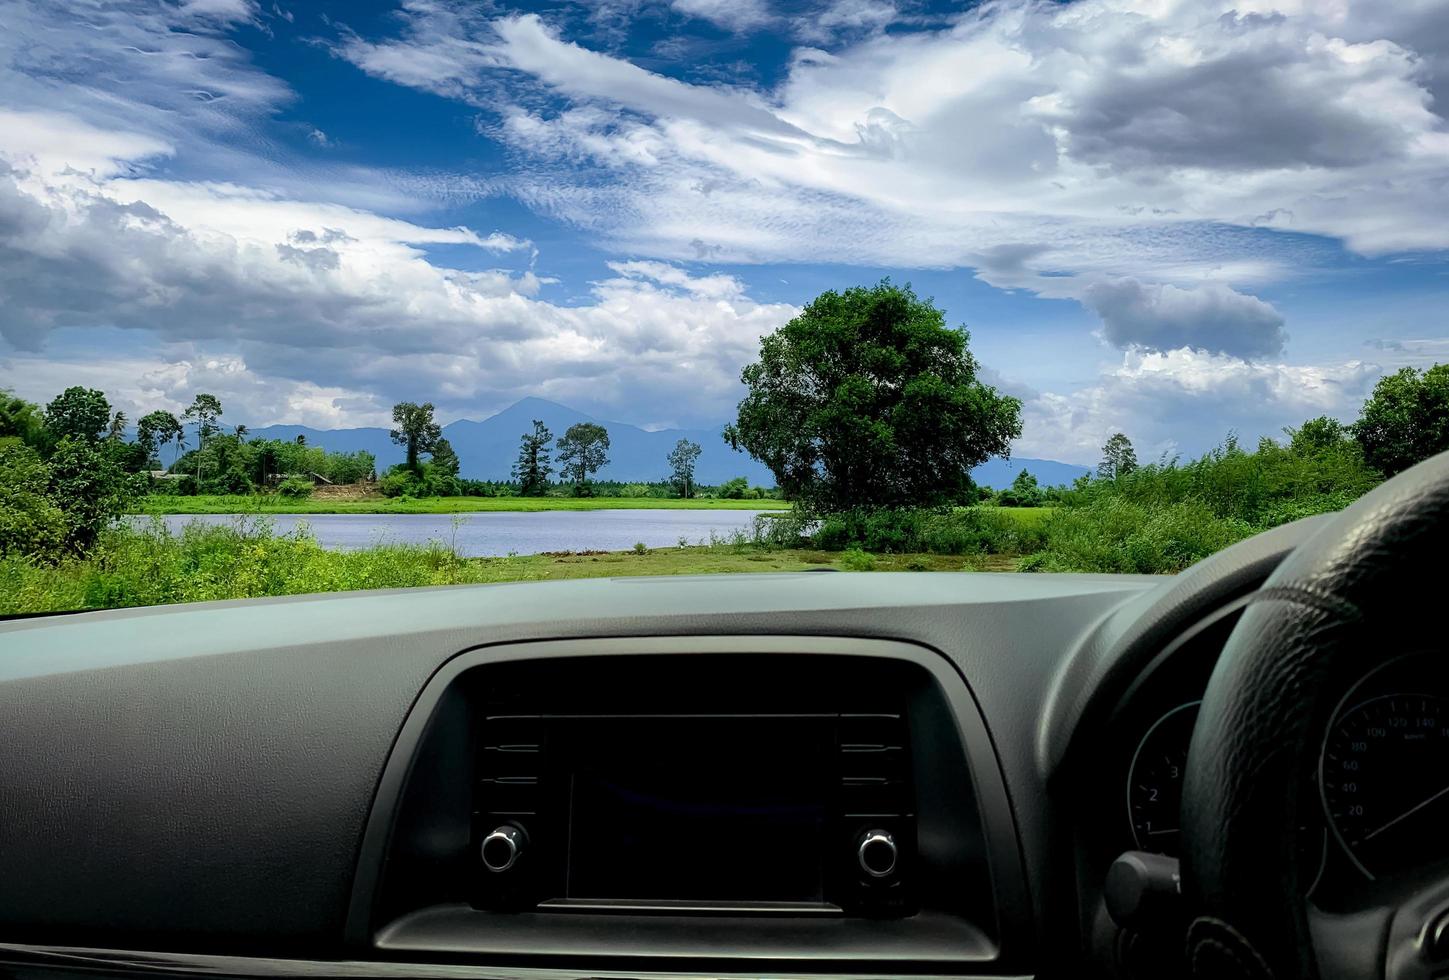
[3,512,1439,979]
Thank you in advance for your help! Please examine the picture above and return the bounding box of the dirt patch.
[310,483,384,501]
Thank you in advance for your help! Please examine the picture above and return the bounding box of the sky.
[1,0,1447,465]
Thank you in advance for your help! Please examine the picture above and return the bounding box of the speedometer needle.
[1362,782,1449,842]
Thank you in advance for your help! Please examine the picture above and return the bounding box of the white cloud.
[1017,349,1382,464]
[0,107,795,426]
[797,0,898,41]
[336,0,1449,283]
[671,0,773,33]
[0,350,394,431]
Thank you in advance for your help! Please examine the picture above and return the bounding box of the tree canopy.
[557,422,610,493]
[1098,432,1138,480]
[1353,365,1449,476]
[390,402,442,472]
[45,386,111,443]
[512,420,554,496]
[724,280,1022,513]
[667,438,702,498]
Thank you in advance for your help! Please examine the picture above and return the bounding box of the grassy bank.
[133,494,791,514]
[0,520,1009,616]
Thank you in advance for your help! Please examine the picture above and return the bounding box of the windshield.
[2,0,1447,615]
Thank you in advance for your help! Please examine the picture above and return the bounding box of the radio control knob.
[481,825,526,873]
[857,829,898,878]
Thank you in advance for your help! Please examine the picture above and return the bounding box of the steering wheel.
[1181,451,1449,980]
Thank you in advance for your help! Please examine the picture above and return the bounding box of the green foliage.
[1287,416,1350,454]
[45,386,111,443]
[377,461,458,498]
[136,410,183,467]
[1037,496,1254,574]
[46,437,140,553]
[1098,432,1138,480]
[182,393,223,443]
[390,401,442,472]
[667,438,702,497]
[430,437,460,477]
[512,420,554,495]
[724,280,1022,514]
[841,547,876,571]
[1,390,50,449]
[1353,365,1449,476]
[632,541,648,555]
[0,443,67,558]
[996,468,1042,507]
[717,476,750,499]
[557,422,611,492]
[276,476,314,499]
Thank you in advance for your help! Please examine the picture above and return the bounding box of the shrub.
[632,541,648,555]
[840,547,876,571]
[378,470,413,498]
[716,476,749,499]
[751,511,813,548]
[0,443,67,559]
[277,476,314,499]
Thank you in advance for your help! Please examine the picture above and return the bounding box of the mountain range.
[248,397,1090,490]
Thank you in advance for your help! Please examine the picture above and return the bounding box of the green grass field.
[133,494,792,515]
[0,525,1014,616]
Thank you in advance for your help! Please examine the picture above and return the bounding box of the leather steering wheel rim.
[1181,450,1449,980]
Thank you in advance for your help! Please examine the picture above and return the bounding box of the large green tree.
[44,386,111,443]
[1353,365,1449,476]
[136,410,183,468]
[430,437,461,477]
[46,437,138,552]
[724,280,1022,512]
[1098,432,1138,480]
[512,420,554,496]
[667,438,702,498]
[557,422,610,494]
[182,393,224,481]
[390,402,442,472]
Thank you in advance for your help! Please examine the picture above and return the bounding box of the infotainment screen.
[562,716,831,904]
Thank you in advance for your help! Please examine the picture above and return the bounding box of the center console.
[348,636,1028,974]
[473,661,917,918]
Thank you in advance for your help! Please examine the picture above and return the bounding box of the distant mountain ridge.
[248,397,1089,490]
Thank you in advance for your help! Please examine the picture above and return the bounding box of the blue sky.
[2,0,1447,464]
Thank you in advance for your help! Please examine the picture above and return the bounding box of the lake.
[138,509,767,557]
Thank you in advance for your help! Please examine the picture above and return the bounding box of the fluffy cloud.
[1016,349,1381,464]
[671,0,773,33]
[0,127,796,425]
[335,0,1449,278]
[1083,279,1287,358]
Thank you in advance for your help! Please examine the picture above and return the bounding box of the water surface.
[139,509,764,557]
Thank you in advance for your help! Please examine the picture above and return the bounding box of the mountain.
[249,397,1089,489]
[249,397,776,485]
[970,456,1092,490]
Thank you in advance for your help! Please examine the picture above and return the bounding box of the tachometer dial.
[1321,694,1449,878]
[1128,701,1199,855]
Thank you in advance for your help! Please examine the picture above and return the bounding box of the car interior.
[3,453,1448,980]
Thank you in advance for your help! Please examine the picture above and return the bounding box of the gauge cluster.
[1318,652,1449,882]
[1115,641,1448,900]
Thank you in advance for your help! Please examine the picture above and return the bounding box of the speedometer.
[1320,693,1449,878]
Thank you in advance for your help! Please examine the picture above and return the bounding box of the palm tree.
[107,410,127,441]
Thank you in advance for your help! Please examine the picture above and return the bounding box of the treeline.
[0,386,381,560]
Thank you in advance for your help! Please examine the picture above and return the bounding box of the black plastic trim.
[343,635,1032,973]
